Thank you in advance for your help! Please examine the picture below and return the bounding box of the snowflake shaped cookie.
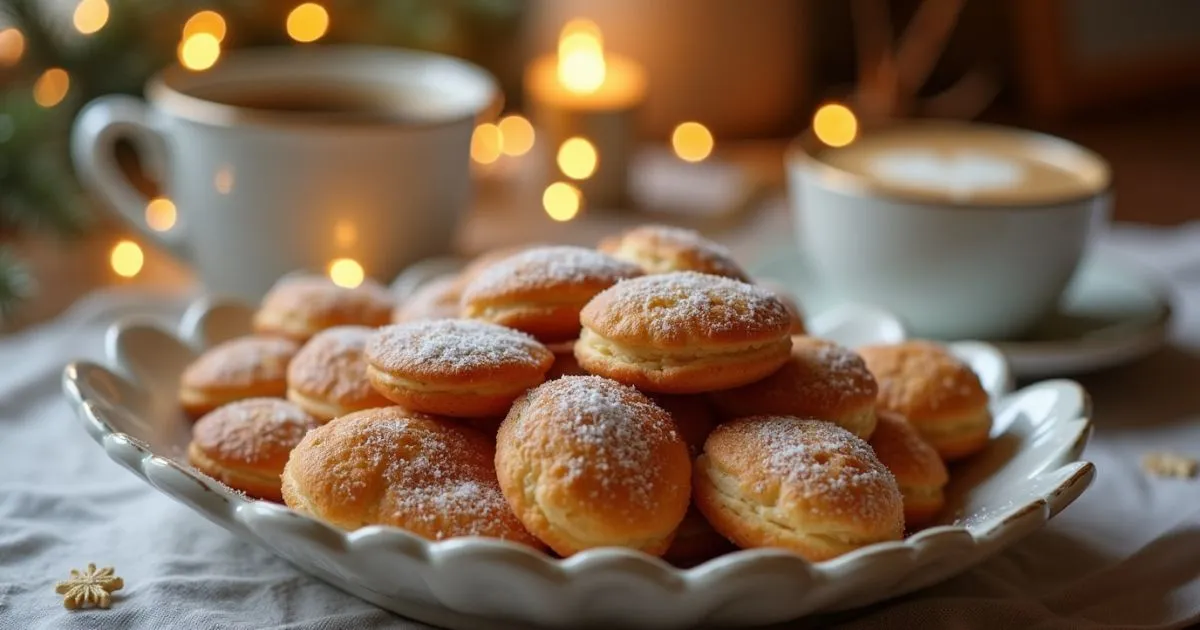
[55,564,124,609]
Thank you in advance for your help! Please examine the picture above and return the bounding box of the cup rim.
[145,45,502,130]
[785,119,1113,209]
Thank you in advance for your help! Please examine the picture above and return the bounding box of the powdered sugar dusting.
[516,376,682,513]
[465,246,642,297]
[795,338,878,399]
[327,413,526,540]
[366,319,552,376]
[288,326,378,402]
[861,341,986,413]
[194,398,317,465]
[184,336,299,387]
[393,276,461,323]
[586,271,791,344]
[607,224,747,279]
[722,416,901,524]
[258,273,394,327]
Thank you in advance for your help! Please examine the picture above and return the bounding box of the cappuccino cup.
[72,46,498,301]
[786,121,1111,340]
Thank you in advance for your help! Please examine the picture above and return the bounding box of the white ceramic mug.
[786,121,1112,341]
[72,46,498,302]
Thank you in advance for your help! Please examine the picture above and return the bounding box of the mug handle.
[71,95,190,261]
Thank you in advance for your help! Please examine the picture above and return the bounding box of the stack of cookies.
[181,224,993,564]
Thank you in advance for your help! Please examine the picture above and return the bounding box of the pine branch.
[0,246,34,322]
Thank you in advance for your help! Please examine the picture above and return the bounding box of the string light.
[0,29,24,66]
[671,122,714,162]
[287,3,329,43]
[497,115,535,157]
[812,103,858,148]
[72,0,109,35]
[556,137,598,180]
[470,123,502,165]
[144,197,177,232]
[542,182,581,222]
[179,33,220,71]
[183,10,227,42]
[328,258,364,288]
[110,240,144,278]
[33,69,69,108]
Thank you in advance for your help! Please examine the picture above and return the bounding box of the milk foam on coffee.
[815,123,1108,205]
[867,150,1025,200]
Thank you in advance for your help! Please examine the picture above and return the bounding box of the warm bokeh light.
[328,258,364,288]
[214,166,234,194]
[72,0,109,35]
[145,197,177,232]
[671,122,714,163]
[287,3,329,43]
[110,240,144,278]
[471,123,503,165]
[498,115,535,157]
[183,10,227,42]
[543,182,581,222]
[179,33,221,71]
[556,137,598,180]
[813,103,858,148]
[33,69,69,108]
[334,221,357,247]
[0,29,24,67]
[557,19,606,94]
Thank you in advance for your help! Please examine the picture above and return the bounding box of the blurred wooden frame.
[1011,0,1200,120]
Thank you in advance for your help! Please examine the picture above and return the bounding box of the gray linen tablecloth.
[2,223,1199,630]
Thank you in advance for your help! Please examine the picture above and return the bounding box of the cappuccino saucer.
[751,247,1172,379]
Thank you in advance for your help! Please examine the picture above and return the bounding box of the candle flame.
[557,19,606,95]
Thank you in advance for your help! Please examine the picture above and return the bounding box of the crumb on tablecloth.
[1142,452,1198,479]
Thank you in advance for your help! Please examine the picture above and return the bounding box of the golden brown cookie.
[460,246,643,343]
[868,411,949,527]
[576,272,793,393]
[495,376,692,557]
[179,335,300,418]
[365,319,554,418]
[285,326,392,422]
[281,406,542,548]
[858,341,992,461]
[188,398,320,501]
[391,276,461,324]
[694,415,905,561]
[253,274,393,341]
[598,224,750,281]
[709,336,879,439]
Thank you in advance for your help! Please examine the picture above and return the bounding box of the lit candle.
[524,19,646,209]
[526,19,647,111]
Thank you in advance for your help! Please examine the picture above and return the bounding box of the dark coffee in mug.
[188,84,410,121]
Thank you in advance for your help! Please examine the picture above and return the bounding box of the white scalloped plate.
[61,297,1090,629]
